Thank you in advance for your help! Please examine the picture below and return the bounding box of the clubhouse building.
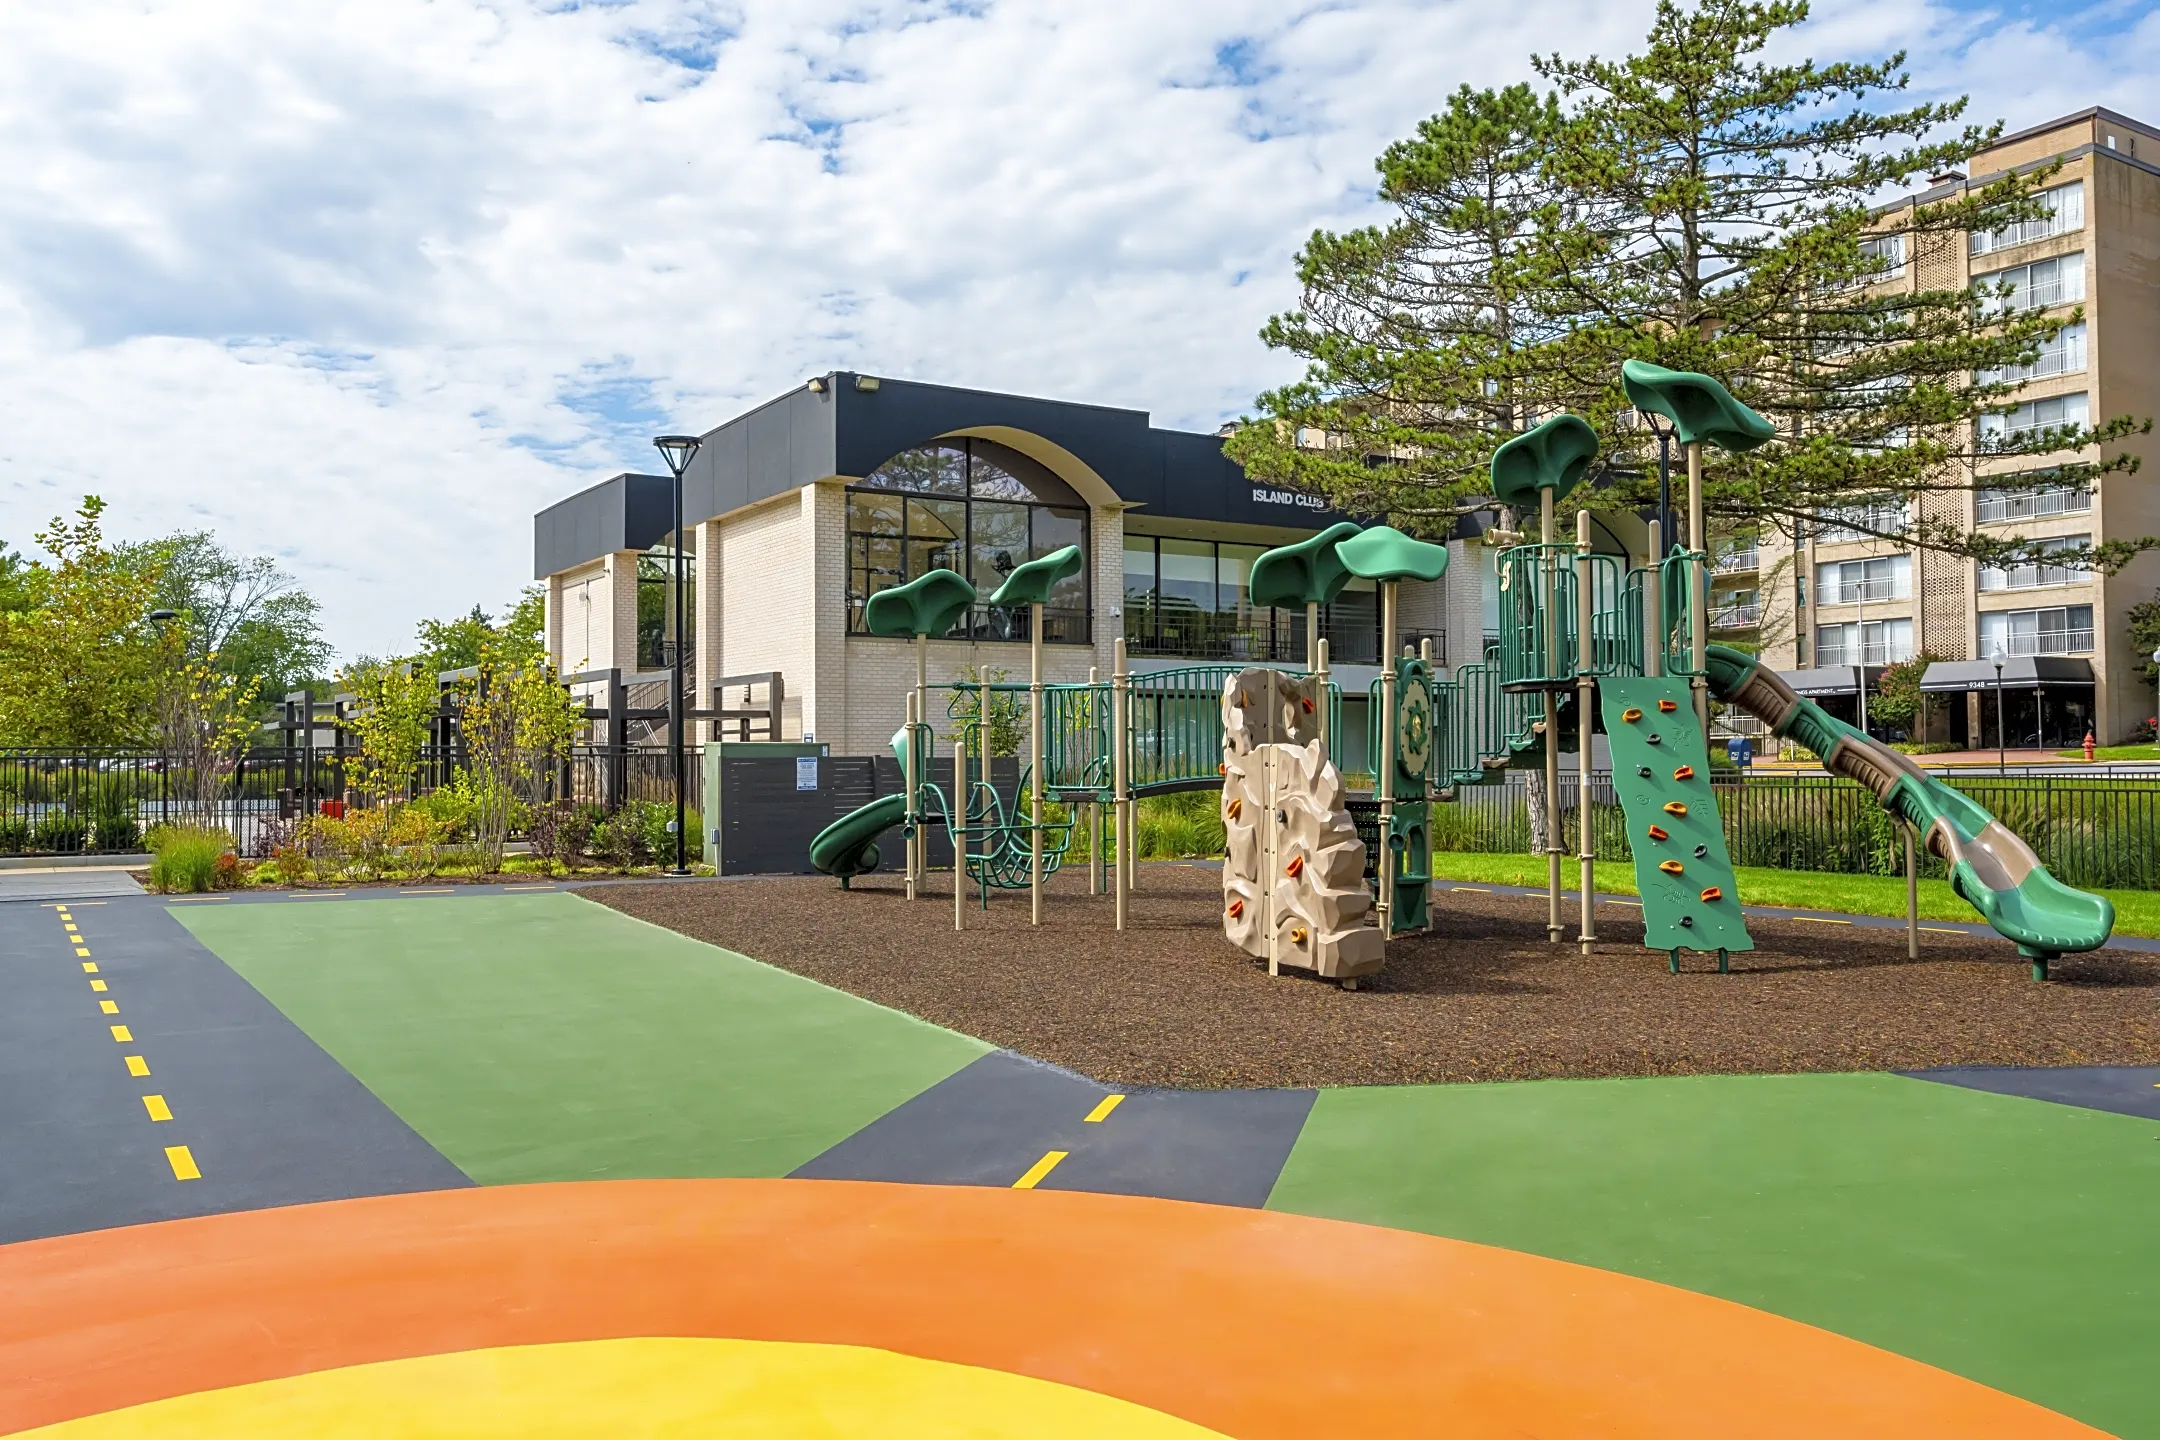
[533,373,1501,761]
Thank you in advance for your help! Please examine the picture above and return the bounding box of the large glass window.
[1979,320,2086,386]
[636,547,694,672]
[1975,471,2091,525]
[846,440,1090,643]
[1120,533,1379,664]
[1971,182,2084,256]
[1815,554,1911,605]
[1980,605,2093,657]
[1978,534,2089,592]
[1817,618,1913,666]
[1980,391,2089,449]
[1974,252,2085,314]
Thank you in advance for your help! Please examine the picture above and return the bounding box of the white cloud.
[0,0,2143,658]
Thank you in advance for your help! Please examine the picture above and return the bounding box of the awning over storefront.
[1919,656,2095,692]
[1776,666,1884,697]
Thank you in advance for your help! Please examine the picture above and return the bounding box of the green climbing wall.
[1598,677,1753,960]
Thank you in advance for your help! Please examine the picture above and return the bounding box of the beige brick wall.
[716,493,816,741]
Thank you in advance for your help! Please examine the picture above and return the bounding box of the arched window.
[847,439,1090,642]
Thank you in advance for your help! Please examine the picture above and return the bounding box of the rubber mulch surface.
[590,865,2160,1088]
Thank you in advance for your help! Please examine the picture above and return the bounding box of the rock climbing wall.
[1222,669,1382,982]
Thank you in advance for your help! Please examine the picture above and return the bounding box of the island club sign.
[1250,485,1331,512]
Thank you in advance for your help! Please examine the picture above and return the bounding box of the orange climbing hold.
[1285,855,1305,879]
[1237,690,1250,707]
[1290,926,1309,944]
[1673,765,1695,781]
[1227,899,1244,919]
[1658,699,1678,713]
[1663,801,1688,817]
[1300,696,1315,713]
[1659,860,1685,876]
[1217,762,1227,776]
[1622,707,1644,723]
[1700,887,1723,903]
[1226,798,1242,820]
[1647,824,1670,842]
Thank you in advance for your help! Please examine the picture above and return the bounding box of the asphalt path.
[0,894,468,1245]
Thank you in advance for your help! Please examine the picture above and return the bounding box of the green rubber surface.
[1267,1072,2159,1438]
[1600,676,1752,955]
[174,892,989,1184]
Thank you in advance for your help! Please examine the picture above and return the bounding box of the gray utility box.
[701,742,1022,876]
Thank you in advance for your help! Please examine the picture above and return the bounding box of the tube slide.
[809,793,906,883]
[1704,644,2114,974]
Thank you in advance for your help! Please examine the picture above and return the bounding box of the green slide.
[1704,644,2114,975]
[1599,676,1754,968]
[809,793,906,882]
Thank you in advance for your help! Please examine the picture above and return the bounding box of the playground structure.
[813,363,2117,982]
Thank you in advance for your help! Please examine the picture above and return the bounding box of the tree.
[1226,84,1586,525]
[414,587,546,678]
[1869,649,1946,739]
[449,626,582,873]
[0,498,165,747]
[339,659,437,806]
[153,620,264,823]
[0,540,43,617]
[1233,0,2153,579]
[121,532,332,709]
[2127,592,2160,738]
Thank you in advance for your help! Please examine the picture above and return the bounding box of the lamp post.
[1991,643,2007,777]
[149,610,177,829]
[653,434,703,876]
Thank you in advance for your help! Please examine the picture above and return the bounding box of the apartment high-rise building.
[1754,107,2160,746]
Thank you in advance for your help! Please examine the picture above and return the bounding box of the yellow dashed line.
[75,947,91,957]
[125,1055,150,1078]
[1451,885,1492,893]
[1920,926,1967,935]
[167,896,230,903]
[64,923,78,933]
[1012,1150,1068,1190]
[98,999,119,1015]
[164,1146,201,1181]
[110,1025,132,1043]
[142,1095,172,1122]
[1790,915,1853,925]
[90,979,108,993]
[82,961,98,973]
[399,888,456,895]
[1084,1094,1124,1123]
[290,892,347,899]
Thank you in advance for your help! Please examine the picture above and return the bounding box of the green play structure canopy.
[1336,525,1448,583]
[1490,414,1599,510]
[1248,521,1362,608]
[861,568,976,639]
[1620,360,1777,452]
[987,544,1083,607]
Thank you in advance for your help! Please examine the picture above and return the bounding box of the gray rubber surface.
[1900,1064,2160,1121]
[0,896,470,1246]
[0,869,145,904]
[792,1049,1316,1207]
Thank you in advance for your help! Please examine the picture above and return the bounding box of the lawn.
[2056,744,2160,762]
[1427,850,2160,938]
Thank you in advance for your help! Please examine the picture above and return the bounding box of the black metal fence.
[0,746,709,859]
[1432,772,2160,892]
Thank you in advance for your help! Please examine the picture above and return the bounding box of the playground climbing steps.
[1598,677,1754,969]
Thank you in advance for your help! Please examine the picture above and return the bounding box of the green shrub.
[31,809,89,853]
[0,815,27,854]
[1134,791,1225,859]
[147,826,235,893]
[411,786,476,841]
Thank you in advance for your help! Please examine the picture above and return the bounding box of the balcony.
[1976,488,2091,524]
[1710,603,1761,630]
[1816,579,1908,606]
[1817,642,1913,667]
[1713,546,1759,574]
[1987,628,2094,656]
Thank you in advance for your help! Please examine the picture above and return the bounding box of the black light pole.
[1991,643,2007,778]
[653,434,703,875]
[149,610,177,828]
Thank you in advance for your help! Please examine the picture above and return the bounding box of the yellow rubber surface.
[23,1337,1229,1439]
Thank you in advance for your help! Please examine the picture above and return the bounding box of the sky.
[0,0,2151,662]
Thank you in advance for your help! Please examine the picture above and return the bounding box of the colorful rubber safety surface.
[1,886,2151,1438]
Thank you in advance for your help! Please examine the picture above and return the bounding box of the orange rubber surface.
[0,1179,2100,1438]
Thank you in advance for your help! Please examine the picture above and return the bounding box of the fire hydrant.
[2083,729,2096,762]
